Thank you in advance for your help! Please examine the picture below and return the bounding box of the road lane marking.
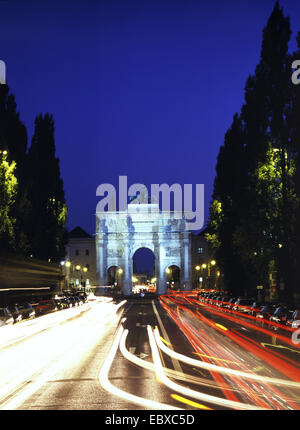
[215,323,228,331]
[139,352,149,359]
[170,393,213,410]
[152,300,183,374]
[158,333,172,346]
[136,322,147,327]
[261,343,300,354]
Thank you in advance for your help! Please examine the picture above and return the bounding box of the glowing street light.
[195,265,201,271]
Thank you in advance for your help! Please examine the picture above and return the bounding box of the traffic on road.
[0,290,299,410]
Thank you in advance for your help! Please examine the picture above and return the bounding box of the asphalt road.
[0,295,299,410]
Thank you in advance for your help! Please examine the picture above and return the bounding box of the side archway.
[107,265,123,290]
[166,265,180,291]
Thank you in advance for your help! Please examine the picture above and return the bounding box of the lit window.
[198,247,203,254]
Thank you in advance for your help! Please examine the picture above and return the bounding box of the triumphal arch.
[95,203,191,295]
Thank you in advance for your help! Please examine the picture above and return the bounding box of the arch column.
[122,241,132,296]
[98,241,107,286]
[181,235,191,291]
[157,244,167,295]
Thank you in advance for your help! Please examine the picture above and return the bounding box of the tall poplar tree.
[0,84,30,254]
[206,114,248,296]
[27,113,67,261]
[207,2,296,301]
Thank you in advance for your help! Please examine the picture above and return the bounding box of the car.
[0,307,14,327]
[286,310,300,329]
[66,296,77,307]
[256,304,277,322]
[208,295,218,305]
[205,293,214,304]
[77,293,87,303]
[199,293,208,303]
[233,298,256,313]
[54,298,66,310]
[216,296,227,308]
[17,303,36,319]
[7,305,23,323]
[212,295,222,306]
[223,297,236,310]
[197,292,205,301]
[269,306,293,326]
[73,296,83,306]
[246,301,262,317]
[33,299,58,316]
[57,297,71,309]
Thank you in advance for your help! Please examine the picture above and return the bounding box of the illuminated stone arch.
[95,203,191,295]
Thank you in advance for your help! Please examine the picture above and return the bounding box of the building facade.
[191,230,223,290]
[64,227,97,291]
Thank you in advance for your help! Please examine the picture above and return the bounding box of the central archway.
[132,247,156,294]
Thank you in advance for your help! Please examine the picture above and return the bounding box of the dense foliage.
[0,85,67,262]
[207,2,300,305]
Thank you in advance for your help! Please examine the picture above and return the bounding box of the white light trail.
[119,328,230,389]
[0,300,124,409]
[98,325,181,410]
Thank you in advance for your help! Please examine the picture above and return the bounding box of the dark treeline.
[0,84,67,263]
[207,2,300,306]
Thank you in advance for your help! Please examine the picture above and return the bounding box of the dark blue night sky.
[1,0,300,235]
